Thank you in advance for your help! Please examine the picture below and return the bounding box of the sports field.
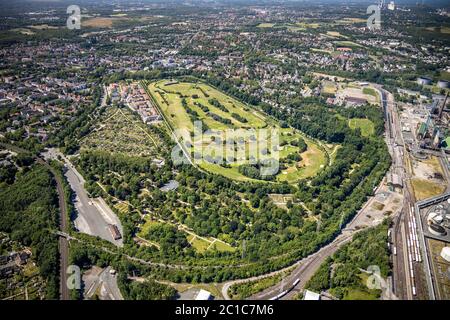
[146,80,328,183]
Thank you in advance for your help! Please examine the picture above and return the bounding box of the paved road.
[84,266,123,300]
[221,176,389,300]
[220,86,400,301]
[43,149,123,247]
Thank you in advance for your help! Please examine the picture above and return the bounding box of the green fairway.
[147,79,328,183]
[348,118,375,137]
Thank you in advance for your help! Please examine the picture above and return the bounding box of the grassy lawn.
[137,218,161,238]
[335,18,367,24]
[348,118,375,137]
[147,79,328,184]
[311,48,333,55]
[277,140,326,183]
[334,40,363,48]
[342,288,379,300]
[295,21,320,28]
[148,80,266,131]
[362,87,377,97]
[257,23,275,28]
[187,235,211,253]
[440,71,450,81]
[210,240,235,252]
[187,234,235,253]
[322,80,338,95]
[411,178,446,201]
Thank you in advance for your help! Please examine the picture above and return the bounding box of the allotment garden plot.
[80,106,161,157]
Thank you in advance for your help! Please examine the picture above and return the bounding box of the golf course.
[146,79,328,183]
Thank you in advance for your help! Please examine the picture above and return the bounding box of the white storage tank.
[440,247,450,262]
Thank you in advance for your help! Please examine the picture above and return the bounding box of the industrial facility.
[415,94,450,153]
[416,194,450,300]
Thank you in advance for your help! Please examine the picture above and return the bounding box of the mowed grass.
[411,178,446,201]
[137,218,161,238]
[335,18,367,24]
[187,235,210,253]
[148,80,266,131]
[348,118,375,137]
[322,80,338,95]
[334,40,363,48]
[148,80,328,184]
[210,240,235,252]
[187,234,235,253]
[257,23,275,28]
[425,26,450,34]
[82,17,115,28]
[277,139,326,183]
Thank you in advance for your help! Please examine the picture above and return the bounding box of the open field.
[295,21,320,28]
[257,23,275,28]
[257,21,320,30]
[187,234,210,253]
[362,87,378,98]
[411,178,446,201]
[28,24,59,30]
[425,26,450,34]
[81,17,133,28]
[80,106,160,157]
[440,71,450,81]
[147,79,328,183]
[11,28,35,35]
[277,139,327,183]
[311,48,333,55]
[334,40,363,48]
[82,17,115,28]
[326,31,348,38]
[321,80,338,95]
[348,118,375,137]
[335,18,367,24]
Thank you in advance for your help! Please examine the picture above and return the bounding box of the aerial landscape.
[0,0,449,309]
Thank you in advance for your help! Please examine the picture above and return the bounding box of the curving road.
[221,85,399,301]
[221,177,389,300]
